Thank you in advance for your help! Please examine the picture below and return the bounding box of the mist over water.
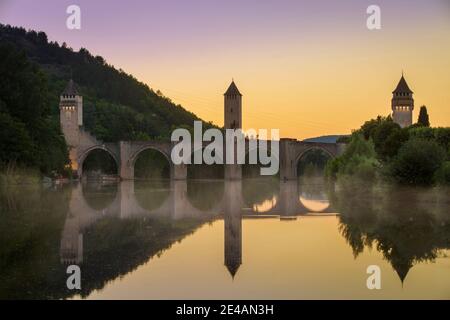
[0,177,449,299]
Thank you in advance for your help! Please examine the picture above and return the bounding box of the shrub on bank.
[435,161,450,185]
[326,134,379,182]
[390,139,446,186]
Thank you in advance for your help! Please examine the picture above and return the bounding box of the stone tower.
[224,80,242,130]
[224,81,243,179]
[60,79,83,171]
[392,74,414,128]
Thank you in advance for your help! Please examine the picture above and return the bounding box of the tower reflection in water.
[224,181,242,278]
[58,178,449,286]
[59,179,334,278]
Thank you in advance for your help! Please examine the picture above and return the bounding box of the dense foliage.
[390,139,445,185]
[0,24,211,140]
[0,43,69,176]
[0,24,216,178]
[326,115,450,186]
[325,133,379,182]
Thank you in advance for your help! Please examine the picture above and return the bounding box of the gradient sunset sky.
[1,0,449,139]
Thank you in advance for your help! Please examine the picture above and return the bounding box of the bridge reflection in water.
[57,177,450,299]
[2,176,447,299]
[60,178,336,274]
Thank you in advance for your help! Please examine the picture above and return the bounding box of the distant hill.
[302,135,348,143]
[0,24,212,142]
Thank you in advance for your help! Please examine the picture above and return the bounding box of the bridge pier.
[119,142,134,179]
[225,164,242,180]
[172,163,187,180]
[280,138,297,180]
[278,180,299,216]
[171,180,187,219]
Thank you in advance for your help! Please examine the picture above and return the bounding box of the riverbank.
[0,166,41,185]
[325,117,450,187]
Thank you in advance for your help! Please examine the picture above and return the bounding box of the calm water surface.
[0,178,449,299]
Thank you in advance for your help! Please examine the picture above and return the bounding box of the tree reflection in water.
[331,181,450,283]
[1,179,448,299]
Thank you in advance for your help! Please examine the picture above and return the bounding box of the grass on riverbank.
[0,165,41,185]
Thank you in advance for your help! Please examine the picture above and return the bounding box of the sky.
[1,0,449,139]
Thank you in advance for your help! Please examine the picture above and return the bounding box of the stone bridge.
[72,134,345,180]
[59,79,345,180]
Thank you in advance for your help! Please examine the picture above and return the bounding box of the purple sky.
[1,0,449,137]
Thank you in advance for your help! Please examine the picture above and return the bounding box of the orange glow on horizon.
[126,27,450,140]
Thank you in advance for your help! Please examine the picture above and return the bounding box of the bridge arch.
[298,182,331,213]
[81,181,119,212]
[78,145,120,178]
[133,180,171,212]
[128,146,172,179]
[295,146,335,177]
[186,180,225,212]
[242,177,280,214]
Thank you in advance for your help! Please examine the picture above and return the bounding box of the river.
[0,177,449,299]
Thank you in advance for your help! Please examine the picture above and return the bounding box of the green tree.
[0,43,68,175]
[382,128,410,160]
[357,116,406,160]
[433,127,450,156]
[435,161,450,185]
[0,44,49,128]
[417,105,430,127]
[371,119,401,160]
[408,126,434,141]
[390,139,445,185]
[360,116,386,140]
[0,24,211,144]
[0,112,35,166]
[326,134,379,181]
